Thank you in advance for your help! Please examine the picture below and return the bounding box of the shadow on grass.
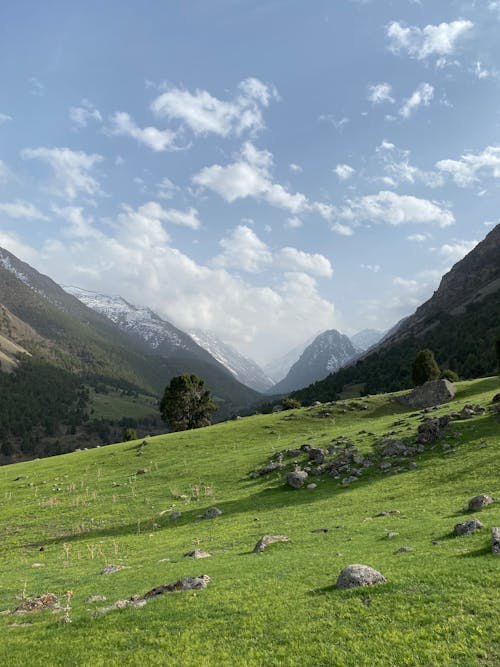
[457,545,492,558]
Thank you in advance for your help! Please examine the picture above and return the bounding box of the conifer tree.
[160,374,217,432]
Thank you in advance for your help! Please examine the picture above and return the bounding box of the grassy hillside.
[0,378,499,666]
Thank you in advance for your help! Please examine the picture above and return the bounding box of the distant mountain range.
[350,328,384,351]
[292,223,500,404]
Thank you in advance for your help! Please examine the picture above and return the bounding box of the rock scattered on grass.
[396,546,415,553]
[202,507,223,519]
[143,575,211,598]
[385,531,398,540]
[13,594,60,614]
[167,511,182,521]
[336,564,387,590]
[374,510,400,518]
[285,467,308,489]
[492,527,500,555]
[253,535,290,553]
[93,597,147,617]
[453,519,484,536]
[311,528,329,534]
[184,549,212,559]
[101,564,128,575]
[307,483,317,489]
[86,595,106,603]
[467,495,493,511]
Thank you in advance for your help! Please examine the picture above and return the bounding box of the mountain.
[292,224,500,404]
[271,329,360,394]
[0,247,260,461]
[263,339,312,384]
[188,329,274,393]
[350,328,385,351]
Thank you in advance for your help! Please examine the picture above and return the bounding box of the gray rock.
[286,468,308,489]
[184,549,212,559]
[385,531,398,540]
[396,546,414,553]
[335,564,387,590]
[257,462,285,475]
[203,507,223,519]
[307,483,317,489]
[408,462,418,470]
[467,495,493,511]
[101,564,128,575]
[341,476,358,485]
[396,379,456,410]
[416,415,452,444]
[492,527,500,555]
[143,575,211,598]
[167,511,182,521]
[253,534,290,553]
[308,448,327,465]
[453,519,484,536]
[85,595,107,603]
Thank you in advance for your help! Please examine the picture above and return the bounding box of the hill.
[292,224,500,404]
[0,376,498,666]
[0,248,260,461]
[271,329,360,394]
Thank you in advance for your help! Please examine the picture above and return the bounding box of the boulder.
[335,564,387,590]
[143,575,211,599]
[396,379,456,410]
[184,550,212,559]
[257,462,285,476]
[202,507,223,519]
[416,415,452,444]
[308,448,327,465]
[286,468,308,489]
[467,495,494,511]
[492,527,500,555]
[453,519,484,536]
[253,534,290,553]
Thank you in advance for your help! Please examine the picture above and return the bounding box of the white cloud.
[151,77,277,138]
[334,163,356,181]
[278,247,333,278]
[399,83,434,118]
[289,163,303,173]
[436,146,500,187]
[52,205,100,238]
[21,146,103,200]
[318,115,350,131]
[376,141,443,188]
[339,190,454,228]
[360,263,381,272]
[0,113,12,125]
[109,111,178,152]
[0,200,48,220]
[407,233,429,242]
[69,100,102,128]
[285,216,303,229]
[474,61,492,80]
[192,142,309,215]
[437,239,478,262]
[213,224,272,272]
[368,83,394,104]
[157,177,179,200]
[28,77,44,96]
[133,201,200,230]
[387,19,473,62]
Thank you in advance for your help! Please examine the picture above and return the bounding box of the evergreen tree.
[411,349,441,386]
[160,374,217,432]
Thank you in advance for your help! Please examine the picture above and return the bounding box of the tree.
[411,349,440,386]
[123,428,137,441]
[160,374,218,432]
[496,333,500,374]
[281,397,301,410]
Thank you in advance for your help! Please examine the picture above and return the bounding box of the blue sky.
[1,0,499,363]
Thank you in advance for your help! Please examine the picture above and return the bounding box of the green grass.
[0,377,499,666]
[88,387,158,421]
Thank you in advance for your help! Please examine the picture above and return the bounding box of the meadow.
[0,377,498,666]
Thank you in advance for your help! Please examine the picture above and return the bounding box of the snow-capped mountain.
[350,328,385,352]
[188,329,274,393]
[271,329,360,394]
[263,338,313,385]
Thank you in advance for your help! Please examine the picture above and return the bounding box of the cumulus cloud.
[387,19,473,62]
[157,177,180,200]
[278,247,333,278]
[436,145,500,186]
[109,111,179,152]
[52,205,100,238]
[151,77,278,138]
[285,216,303,229]
[407,233,429,242]
[192,142,309,215]
[21,146,103,200]
[69,100,102,128]
[334,164,356,181]
[360,263,381,272]
[0,200,48,220]
[376,141,443,188]
[399,83,434,118]
[213,224,272,272]
[368,83,394,104]
[437,239,478,262]
[339,190,454,228]
[289,163,303,173]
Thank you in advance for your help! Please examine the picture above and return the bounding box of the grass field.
[87,387,158,421]
[0,377,499,666]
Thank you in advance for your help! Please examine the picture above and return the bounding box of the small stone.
[167,511,182,521]
[492,527,500,555]
[408,462,418,470]
[184,549,212,559]
[307,483,317,489]
[253,534,290,553]
[86,595,106,603]
[396,546,414,553]
[202,507,223,519]
[385,531,398,540]
[101,564,127,575]
[467,495,494,511]
[311,528,329,533]
[453,519,484,536]
[137,468,150,475]
[143,575,211,598]
[335,564,387,590]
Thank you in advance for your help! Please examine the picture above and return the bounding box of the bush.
[441,369,459,383]
[281,397,302,410]
[411,349,441,386]
[123,428,137,441]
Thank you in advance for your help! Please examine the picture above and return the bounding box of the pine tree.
[411,349,441,386]
[160,374,218,432]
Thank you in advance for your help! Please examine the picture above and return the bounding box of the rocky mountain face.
[188,329,274,393]
[271,329,360,394]
[263,339,312,384]
[350,329,385,351]
[291,224,500,403]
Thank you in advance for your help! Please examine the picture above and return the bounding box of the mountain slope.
[188,329,274,392]
[292,224,500,403]
[351,328,384,351]
[272,329,360,394]
[263,338,312,384]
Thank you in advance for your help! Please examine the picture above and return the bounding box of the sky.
[1,0,500,365]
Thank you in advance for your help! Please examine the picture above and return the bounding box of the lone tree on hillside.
[160,374,218,432]
[411,349,441,386]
